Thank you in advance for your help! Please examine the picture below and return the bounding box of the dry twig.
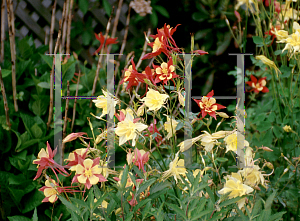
[0,67,11,130]
[49,0,57,54]
[0,0,5,63]
[47,23,62,130]
[89,6,115,108]
[66,0,74,55]
[6,0,18,112]
[60,0,69,54]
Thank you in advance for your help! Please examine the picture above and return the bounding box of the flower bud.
[265,162,274,170]
[217,112,229,118]
[283,168,289,174]
[261,146,273,152]
[283,125,292,132]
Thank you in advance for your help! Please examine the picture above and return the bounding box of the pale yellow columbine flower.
[92,89,119,118]
[178,134,203,152]
[238,165,265,188]
[255,55,281,77]
[235,0,255,13]
[40,179,59,203]
[164,116,178,140]
[162,152,187,183]
[281,30,300,58]
[224,132,249,153]
[115,113,148,146]
[141,88,169,111]
[283,125,292,132]
[272,29,289,41]
[152,37,163,52]
[177,90,185,107]
[279,7,299,23]
[199,130,230,153]
[218,173,253,198]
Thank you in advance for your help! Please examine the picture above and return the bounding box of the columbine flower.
[39,179,60,203]
[279,2,299,23]
[145,119,163,143]
[39,178,81,203]
[92,89,119,118]
[141,88,169,111]
[161,152,187,183]
[246,75,269,93]
[238,165,265,188]
[235,0,255,13]
[120,58,141,90]
[130,148,150,173]
[281,30,300,59]
[255,55,280,77]
[65,148,88,170]
[72,158,107,189]
[193,90,226,120]
[33,142,69,180]
[283,125,292,132]
[94,32,118,55]
[164,115,178,140]
[224,132,249,153]
[115,112,148,146]
[153,59,179,85]
[218,173,254,198]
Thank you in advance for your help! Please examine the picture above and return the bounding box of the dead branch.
[89,6,115,108]
[47,22,62,130]
[6,0,18,112]
[49,0,57,54]
[61,0,69,54]
[0,0,5,63]
[0,67,11,130]
[66,0,74,55]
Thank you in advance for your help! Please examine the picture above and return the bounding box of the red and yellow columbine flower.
[129,148,150,173]
[72,157,107,189]
[65,148,88,170]
[94,32,118,55]
[33,142,69,181]
[153,59,179,85]
[246,75,269,93]
[193,90,226,120]
[39,178,81,203]
[145,119,163,143]
[142,24,181,60]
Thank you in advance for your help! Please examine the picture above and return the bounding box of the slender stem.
[90,6,115,108]
[62,81,70,163]
[66,0,74,55]
[0,0,5,63]
[6,0,18,112]
[0,67,11,130]
[47,23,62,130]
[49,0,57,54]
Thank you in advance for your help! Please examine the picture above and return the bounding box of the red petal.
[207,90,214,97]
[250,75,257,84]
[262,87,269,93]
[208,111,217,120]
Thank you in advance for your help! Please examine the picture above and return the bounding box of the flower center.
[162,68,168,75]
[85,169,93,177]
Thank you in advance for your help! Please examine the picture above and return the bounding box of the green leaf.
[58,195,80,214]
[62,60,76,82]
[82,30,92,46]
[31,99,48,116]
[103,0,111,15]
[154,5,169,18]
[215,157,228,163]
[8,216,31,221]
[9,174,26,185]
[40,54,53,68]
[251,198,262,216]
[31,123,43,139]
[121,165,129,190]
[32,207,38,221]
[136,178,156,196]
[191,209,213,221]
[216,32,231,56]
[265,190,277,210]
[252,36,264,46]
[150,10,158,28]
[79,0,89,15]
[166,203,187,220]
[257,121,272,132]
[219,196,243,208]
[37,82,50,89]
[69,84,83,91]
[269,211,286,221]
[19,37,33,60]
[1,69,12,78]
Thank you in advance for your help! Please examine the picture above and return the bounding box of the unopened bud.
[253,185,261,191]
[265,162,274,170]
[283,125,292,132]
[217,112,229,118]
[137,104,145,116]
[178,91,185,107]
[73,51,78,60]
[261,146,273,152]
[283,168,289,174]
